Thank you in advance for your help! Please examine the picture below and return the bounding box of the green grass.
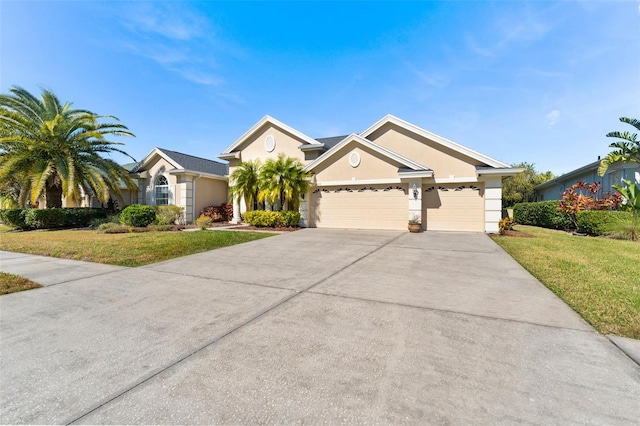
[0,224,13,232]
[0,229,274,267]
[0,272,42,295]
[492,225,640,339]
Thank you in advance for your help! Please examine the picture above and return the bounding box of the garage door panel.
[423,184,484,232]
[310,185,407,230]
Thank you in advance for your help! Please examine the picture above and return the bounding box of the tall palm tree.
[258,153,310,211]
[229,159,261,211]
[598,117,640,176]
[0,86,136,208]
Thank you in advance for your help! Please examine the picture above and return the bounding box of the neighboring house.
[534,159,640,201]
[130,148,228,222]
[219,115,521,233]
[35,148,228,222]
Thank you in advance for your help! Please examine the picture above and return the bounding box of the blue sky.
[2,1,639,175]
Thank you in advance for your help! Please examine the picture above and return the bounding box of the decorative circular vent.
[264,135,275,152]
[349,151,361,168]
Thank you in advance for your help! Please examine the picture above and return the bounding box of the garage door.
[309,184,407,230]
[423,184,484,232]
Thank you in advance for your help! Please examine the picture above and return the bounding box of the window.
[155,176,169,205]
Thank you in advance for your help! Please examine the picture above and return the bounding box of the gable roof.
[315,135,349,149]
[534,160,601,190]
[305,133,431,173]
[360,114,510,169]
[135,147,228,176]
[220,115,321,155]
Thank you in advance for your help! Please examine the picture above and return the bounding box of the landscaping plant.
[120,204,156,227]
[558,181,621,230]
[0,86,136,208]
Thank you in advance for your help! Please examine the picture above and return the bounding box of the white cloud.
[113,3,224,88]
[546,110,561,126]
[466,6,551,57]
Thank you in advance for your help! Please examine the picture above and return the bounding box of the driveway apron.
[1,229,638,424]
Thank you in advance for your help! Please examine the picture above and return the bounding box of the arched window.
[155,176,169,205]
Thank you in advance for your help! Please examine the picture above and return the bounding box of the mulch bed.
[228,225,301,232]
[489,230,534,238]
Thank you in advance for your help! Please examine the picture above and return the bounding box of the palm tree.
[0,86,136,208]
[229,159,261,211]
[258,153,311,211]
[598,117,640,176]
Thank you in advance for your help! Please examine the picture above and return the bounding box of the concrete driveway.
[1,229,639,424]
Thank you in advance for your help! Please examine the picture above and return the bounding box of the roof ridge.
[158,147,226,165]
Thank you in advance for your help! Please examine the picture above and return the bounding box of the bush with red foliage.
[199,202,233,222]
[558,181,622,229]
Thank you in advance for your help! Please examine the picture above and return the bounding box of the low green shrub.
[279,210,301,227]
[243,210,300,227]
[98,222,130,234]
[24,209,66,229]
[513,201,573,230]
[120,204,156,227]
[154,205,184,225]
[195,215,213,230]
[0,209,29,229]
[1,208,109,230]
[90,214,119,229]
[577,210,635,236]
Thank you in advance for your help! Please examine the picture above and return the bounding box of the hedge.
[576,210,634,236]
[0,208,108,230]
[0,209,28,229]
[243,210,300,227]
[513,201,573,230]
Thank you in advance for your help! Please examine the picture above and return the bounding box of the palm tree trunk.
[45,180,63,208]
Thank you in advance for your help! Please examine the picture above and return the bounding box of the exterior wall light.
[412,183,418,200]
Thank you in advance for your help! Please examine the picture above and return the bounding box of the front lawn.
[0,272,42,295]
[0,229,274,267]
[492,225,640,339]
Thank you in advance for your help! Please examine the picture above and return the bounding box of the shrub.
[195,215,213,230]
[90,214,119,229]
[200,203,233,222]
[98,222,130,234]
[577,210,635,236]
[120,204,156,227]
[24,209,66,229]
[0,209,29,229]
[243,210,300,227]
[279,210,301,227]
[499,217,514,235]
[513,201,573,230]
[154,205,184,225]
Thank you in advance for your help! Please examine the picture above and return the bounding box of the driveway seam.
[306,290,597,334]
[41,268,130,287]
[139,268,293,292]
[66,232,405,425]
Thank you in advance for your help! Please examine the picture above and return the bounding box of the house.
[219,115,521,233]
[129,148,229,222]
[534,159,640,201]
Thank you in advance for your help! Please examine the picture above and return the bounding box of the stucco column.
[178,176,194,223]
[231,197,241,224]
[407,179,422,226]
[483,177,502,233]
[299,191,309,227]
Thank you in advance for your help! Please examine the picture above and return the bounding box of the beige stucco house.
[130,148,228,222]
[220,115,521,233]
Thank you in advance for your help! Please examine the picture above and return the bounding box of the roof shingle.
[157,148,228,176]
